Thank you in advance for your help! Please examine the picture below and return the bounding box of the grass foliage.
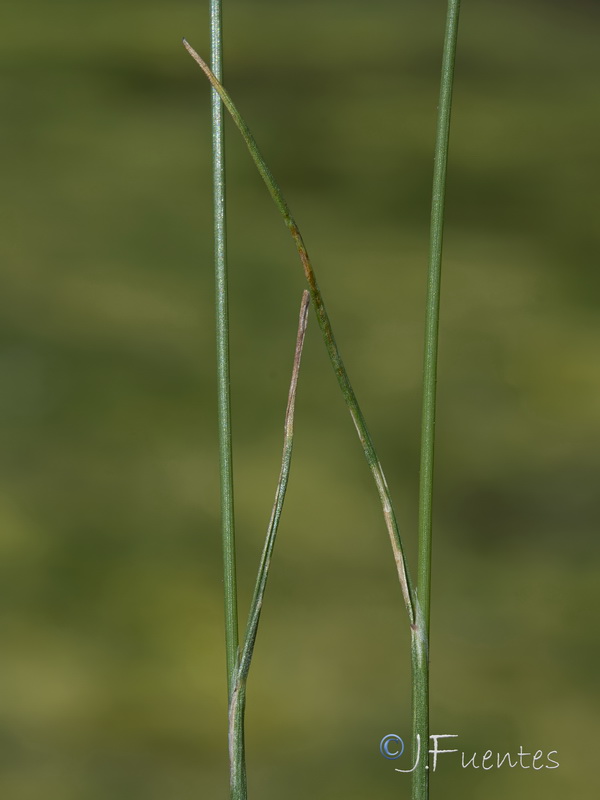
[0,1,599,799]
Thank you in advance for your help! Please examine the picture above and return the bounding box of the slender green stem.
[209,0,240,772]
[183,38,415,627]
[413,2,461,798]
[419,0,461,644]
[229,292,310,800]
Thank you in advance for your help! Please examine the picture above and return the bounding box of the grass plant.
[188,1,461,797]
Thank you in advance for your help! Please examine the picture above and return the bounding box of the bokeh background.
[1,0,599,797]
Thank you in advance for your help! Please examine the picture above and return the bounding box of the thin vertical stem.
[210,0,239,709]
[413,2,461,799]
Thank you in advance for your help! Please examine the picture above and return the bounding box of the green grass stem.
[208,0,239,707]
[413,2,461,799]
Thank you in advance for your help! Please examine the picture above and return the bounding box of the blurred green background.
[1,0,599,797]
